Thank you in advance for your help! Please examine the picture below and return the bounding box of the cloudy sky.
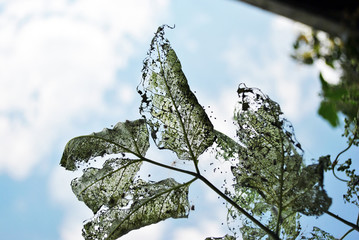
[1,0,358,239]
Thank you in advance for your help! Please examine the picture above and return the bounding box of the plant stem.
[331,131,357,182]
[142,156,199,177]
[197,174,280,240]
[340,228,354,240]
[142,156,280,239]
[325,210,359,232]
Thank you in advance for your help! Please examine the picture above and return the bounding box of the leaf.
[71,158,142,213]
[60,119,149,171]
[318,100,339,127]
[82,177,191,240]
[138,25,215,161]
[205,234,236,240]
[214,130,242,161]
[60,119,192,239]
[225,84,332,238]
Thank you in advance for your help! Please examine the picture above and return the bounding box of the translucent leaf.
[60,119,149,171]
[205,234,236,240]
[71,158,142,213]
[214,130,241,161]
[138,25,215,160]
[224,84,332,238]
[60,118,192,239]
[82,178,190,240]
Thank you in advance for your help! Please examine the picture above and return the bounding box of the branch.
[325,210,359,232]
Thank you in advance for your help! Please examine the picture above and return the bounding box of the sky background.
[1,0,358,239]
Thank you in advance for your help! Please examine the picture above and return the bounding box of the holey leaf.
[82,178,191,240]
[60,119,192,239]
[60,119,149,171]
[138,25,215,161]
[228,84,332,238]
[71,158,142,213]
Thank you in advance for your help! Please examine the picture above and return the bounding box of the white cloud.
[117,83,136,104]
[0,0,169,180]
[60,218,84,240]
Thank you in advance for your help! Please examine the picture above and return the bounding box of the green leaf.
[71,158,142,213]
[318,101,339,127]
[319,73,330,93]
[138,25,215,161]
[214,130,242,161]
[60,119,149,171]
[205,234,236,240]
[82,177,191,240]
[60,119,192,239]
[226,84,331,238]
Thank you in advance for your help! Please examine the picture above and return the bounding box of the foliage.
[60,26,357,240]
[224,85,331,239]
[292,29,359,127]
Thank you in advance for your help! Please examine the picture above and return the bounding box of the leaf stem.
[141,156,199,178]
[340,228,354,240]
[72,135,200,178]
[197,174,280,240]
[142,154,280,239]
[331,131,357,182]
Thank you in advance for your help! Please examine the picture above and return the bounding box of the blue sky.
[1,0,358,239]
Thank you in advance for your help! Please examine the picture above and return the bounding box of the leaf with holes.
[60,119,192,239]
[205,234,236,240]
[82,177,191,240]
[221,84,332,238]
[60,119,149,171]
[138,25,215,161]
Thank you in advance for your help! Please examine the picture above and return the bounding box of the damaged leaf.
[205,234,237,240]
[60,119,149,171]
[138,25,215,161]
[71,158,142,213]
[60,119,192,239]
[82,178,191,240]
[225,84,332,238]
